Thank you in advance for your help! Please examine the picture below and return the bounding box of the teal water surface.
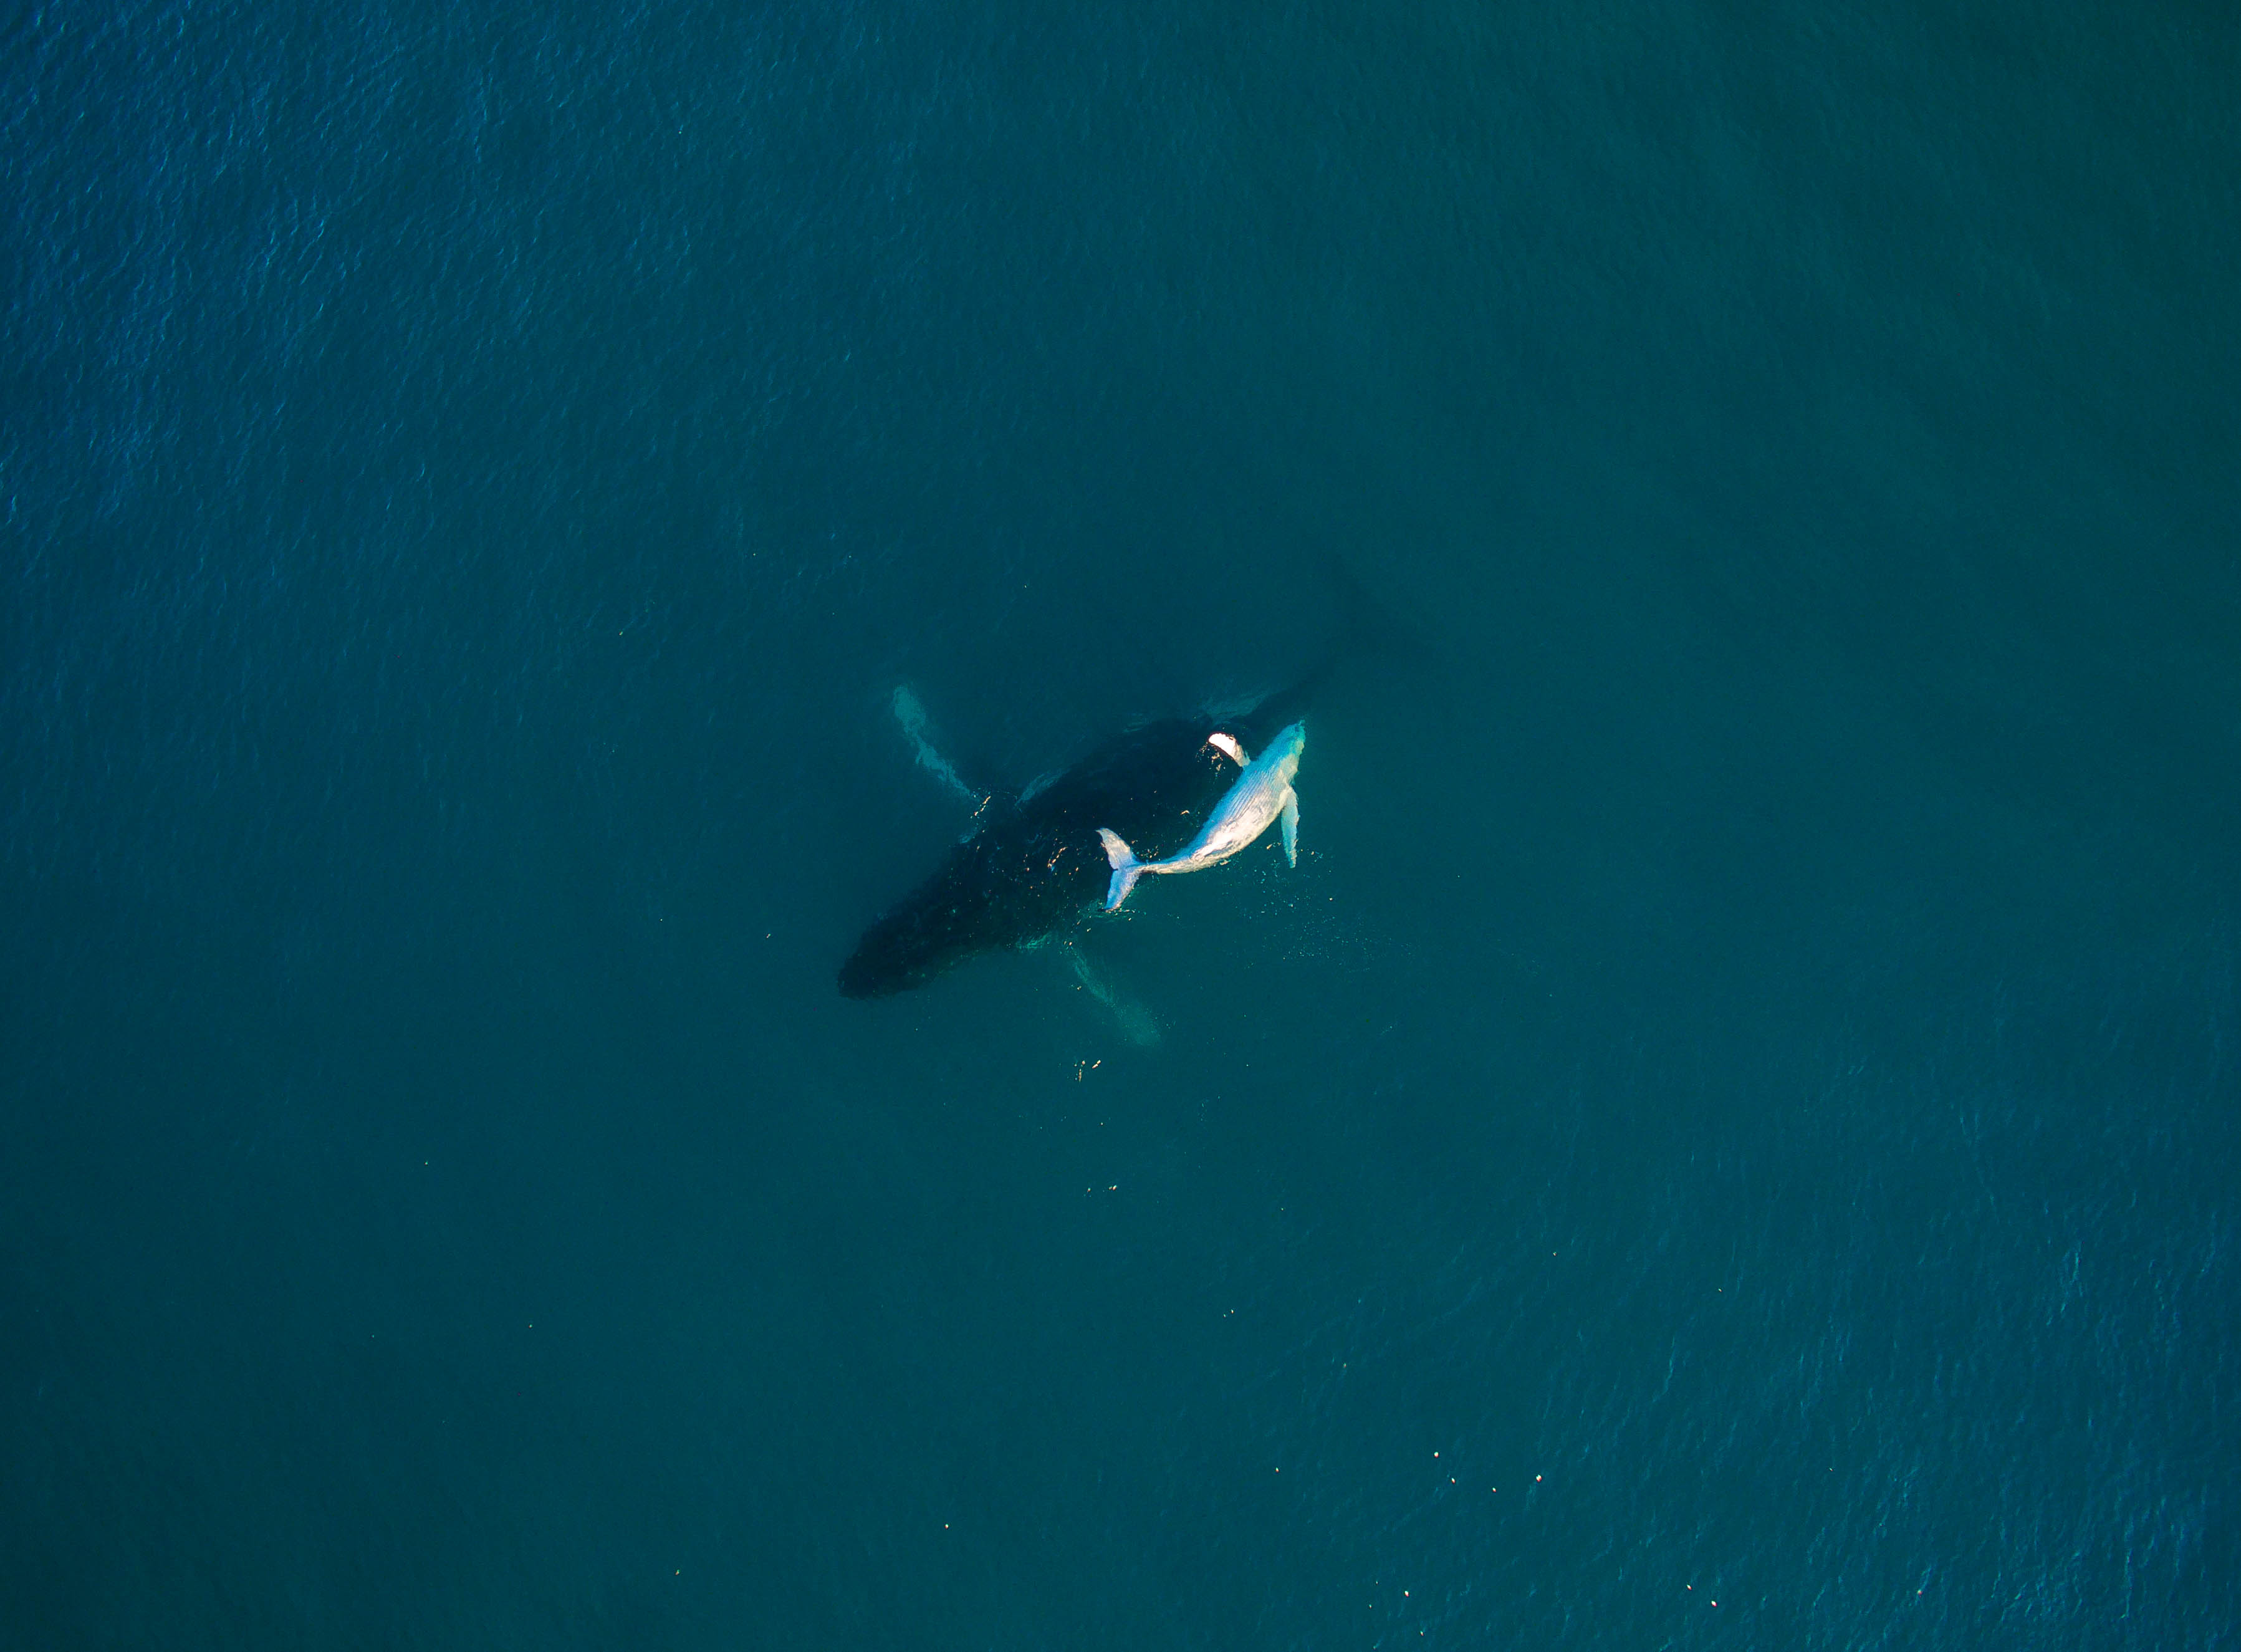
[3,2,2236,1646]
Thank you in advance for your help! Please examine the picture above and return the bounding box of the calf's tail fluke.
[1097,828,1146,911]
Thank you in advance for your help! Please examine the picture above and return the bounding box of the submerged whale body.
[838,689,1313,999]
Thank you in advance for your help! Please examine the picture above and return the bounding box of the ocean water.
[3,1,2236,1646]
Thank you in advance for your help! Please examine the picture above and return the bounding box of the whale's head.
[837,837,1082,998]
[1267,720,1307,780]
[838,893,968,998]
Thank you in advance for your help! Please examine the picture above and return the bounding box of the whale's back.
[838,719,1237,997]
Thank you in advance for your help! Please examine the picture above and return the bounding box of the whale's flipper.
[1279,787,1299,868]
[1207,732,1249,766]
[1067,944,1161,1047]
[891,686,981,807]
[1098,828,1146,911]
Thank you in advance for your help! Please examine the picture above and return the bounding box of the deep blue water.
[4,2,2237,1646]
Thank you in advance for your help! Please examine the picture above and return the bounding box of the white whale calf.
[1097,721,1305,911]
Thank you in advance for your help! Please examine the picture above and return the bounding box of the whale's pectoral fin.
[1206,731,1249,766]
[1066,944,1162,1047]
[1279,787,1299,868]
[891,686,987,809]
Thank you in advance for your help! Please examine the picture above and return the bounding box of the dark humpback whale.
[837,680,1320,999]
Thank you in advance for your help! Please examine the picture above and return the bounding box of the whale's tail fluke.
[1097,828,1147,911]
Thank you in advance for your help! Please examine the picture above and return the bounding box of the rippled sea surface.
[4,4,2235,1646]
